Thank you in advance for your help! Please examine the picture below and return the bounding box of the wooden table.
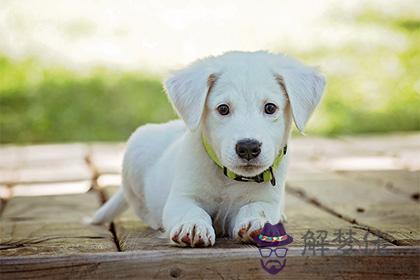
[1,134,419,279]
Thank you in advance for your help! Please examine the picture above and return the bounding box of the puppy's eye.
[264,103,278,115]
[217,104,230,116]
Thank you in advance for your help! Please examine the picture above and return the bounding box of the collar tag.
[234,173,265,183]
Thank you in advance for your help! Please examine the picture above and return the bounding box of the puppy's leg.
[232,201,283,243]
[163,197,215,248]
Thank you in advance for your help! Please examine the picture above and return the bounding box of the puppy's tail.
[90,188,128,224]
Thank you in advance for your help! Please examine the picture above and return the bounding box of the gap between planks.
[286,183,414,247]
[88,159,123,253]
[100,185,395,252]
[96,187,122,252]
[287,178,418,246]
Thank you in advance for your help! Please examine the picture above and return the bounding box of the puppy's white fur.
[91,51,325,247]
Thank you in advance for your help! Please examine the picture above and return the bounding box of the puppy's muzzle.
[235,139,262,160]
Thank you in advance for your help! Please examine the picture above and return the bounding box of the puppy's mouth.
[233,163,267,177]
[238,164,264,170]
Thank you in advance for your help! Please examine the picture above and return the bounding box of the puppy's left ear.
[275,67,325,133]
[164,63,217,131]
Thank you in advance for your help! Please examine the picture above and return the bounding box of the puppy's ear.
[275,67,325,133]
[164,63,217,131]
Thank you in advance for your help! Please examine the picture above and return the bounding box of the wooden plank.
[0,144,88,168]
[102,185,273,250]
[285,193,393,248]
[0,185,12,199]
[0,247,418,280]
[289,133,420,173]
[329,133,420,171]
[101,186,393,252]
[0,198,6,217]
[2,192,100,222]
[288,136,360,173]
[287,138,393,176]
[341,133,420,155]
[97,174,121,188]
[0,160,92,185]
[0,169,18,186]
[0,192,118,256]
[11,181,91,197]
[0,222,116,257]
[397,150,420,171]
[287,170,344,183]
[287,174,420,246]
[88,143,125,174]
[322,155,401,171]
[101,186,175,251]
[0,143,91,185]
[337,170,420,199]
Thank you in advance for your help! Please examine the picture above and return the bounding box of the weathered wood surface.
[288,133,420,173]
[88,143,125,175]
[0,133,419,279]
[287,172,420,246]
[287,133,420,247]
[0,143,88,168]
[102,186,394,252]
[11,181,91,197]
[0,160,92,185]
[0,144,91,185]
[0,192,118,256]
[1,248,419,280]
[336,170,420,198]
[102,186,258,251]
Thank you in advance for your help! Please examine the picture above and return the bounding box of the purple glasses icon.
[258,247,288,258]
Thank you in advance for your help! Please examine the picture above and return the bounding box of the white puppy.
[91,51,325,247]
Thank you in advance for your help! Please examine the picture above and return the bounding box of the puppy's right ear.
[275,68,325,133]
[164,63,217,131]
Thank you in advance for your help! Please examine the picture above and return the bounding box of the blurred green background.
[0,2,419,144]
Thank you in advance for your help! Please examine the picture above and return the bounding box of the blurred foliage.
[0,59,176,143]
[300,9,420,135]
[0,9,419,143]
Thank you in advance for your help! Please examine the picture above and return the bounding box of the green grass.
[0,9,419,144]
[297,10,420,135]
[0,58,176,143]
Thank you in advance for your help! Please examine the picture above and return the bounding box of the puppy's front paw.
[170,222,216,247]
[234,219,266,243]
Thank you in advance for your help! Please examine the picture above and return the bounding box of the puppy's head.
[165,51,325,177]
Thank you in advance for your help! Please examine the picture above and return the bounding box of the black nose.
[235,139,262,160]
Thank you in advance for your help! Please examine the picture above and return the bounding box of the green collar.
[202,135,287,186]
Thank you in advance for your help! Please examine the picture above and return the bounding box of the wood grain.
[10,181,92,197]
[88,143,125,174]
[0,222,117,256]
[289,133,420,173]
[0,247,418,280]
[101,185,394,252]
[336,170,420,198]
[1,134,419,278]
[2,192,100,222]
[0,143,88,168]
[0,192,118,256]
[0,160,92,185]
[0,144,92,185]
[288,174,420,246]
